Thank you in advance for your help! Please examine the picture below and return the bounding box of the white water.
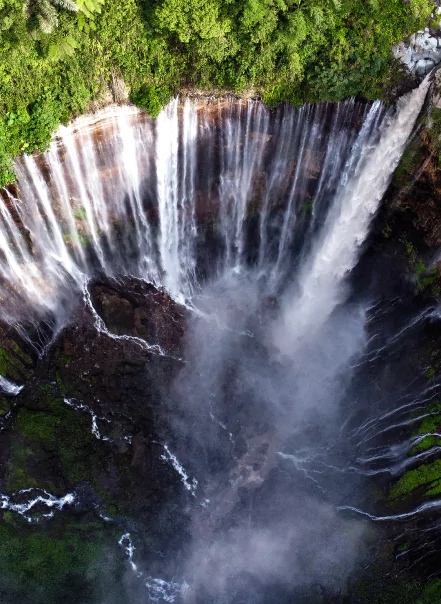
[0,374,23,395]
[273,76,431,355]
[0,84,428,328]
[160,444,198,495]
[119,532,182,602]
[0,78,433,604]
[63,396,113,442]
[0,488,75,522]
[339,499,441,522]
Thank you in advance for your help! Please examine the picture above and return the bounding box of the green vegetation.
[0,523,103,598]
[8,390,101,490]
[7,442,39,492]
[0,518,131,604]
[0,396,11,415]
[408,400,441,454]
[387,403,441,498]
[389,458,441,499]
[410,434,440,454]
[301,200,313,216]
[25,0,79,34]
[0,0,434,185]
[417,579,441,603]
[416,263,438,293]
[0,343,33,381]
[131,83,171,117]
[399,237,441,296]
[74,207,86,220]
[63,231,90,246]
[394,143,422,180]
[427,105,441,165]
[353,577,441,604]
[6,382,132,514]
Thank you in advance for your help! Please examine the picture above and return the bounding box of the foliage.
[25,0,78,34]
[427,106,441,163]
[76,0,104,18]
[0,519,131,604]
[0,0,434,185]
[389,458,441,499]
[130,84,171,117]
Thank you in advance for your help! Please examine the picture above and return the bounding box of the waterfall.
[273,76,431,355]
[0,80,433,603]
[0,80,429,328]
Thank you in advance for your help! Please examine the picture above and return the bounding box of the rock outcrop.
[393,5,441,77]
[0,278,190,603]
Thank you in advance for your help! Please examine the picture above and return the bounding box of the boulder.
[415,58,436,77]
[393,30,441,78]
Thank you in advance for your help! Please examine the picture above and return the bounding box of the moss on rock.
[7,389,102,493]
[0,340,33,381]
[389,459,441,500]
[0,517,130,604]
[352,577,441,604]
[7,442,39,492]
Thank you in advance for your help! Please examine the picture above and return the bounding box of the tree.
[24,0,78,33]
[155,0,231,43]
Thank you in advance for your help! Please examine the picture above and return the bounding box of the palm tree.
[24,0,78,34]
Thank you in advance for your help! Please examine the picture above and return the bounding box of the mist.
[155,81,431,601]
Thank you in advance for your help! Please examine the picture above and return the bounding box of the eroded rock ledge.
[0,278,190,602]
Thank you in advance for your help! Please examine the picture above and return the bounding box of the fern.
[55,0,78,9]
[24,0,78,33]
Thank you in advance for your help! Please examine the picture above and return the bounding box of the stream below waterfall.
[0,76,438,603]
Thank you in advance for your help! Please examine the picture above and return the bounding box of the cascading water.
[274,77,431,354]
[0,77,433,603]
[0,80,427,326]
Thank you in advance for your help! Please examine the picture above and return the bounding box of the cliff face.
[377,71,441,261]
[3,84,441,601]
[333,74,441,592]
[0,277,191,603]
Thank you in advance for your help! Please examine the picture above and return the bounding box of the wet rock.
[415,58,436,76]
[131,431,152,473]
[393,29,441,77]
[384,128,441,249]
[90,277,188,359]
[0,277,194,603]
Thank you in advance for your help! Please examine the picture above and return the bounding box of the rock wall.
[393,4,441,77]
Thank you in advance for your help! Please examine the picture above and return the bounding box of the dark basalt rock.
[0,277,192,603]
[90,277,188,359]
